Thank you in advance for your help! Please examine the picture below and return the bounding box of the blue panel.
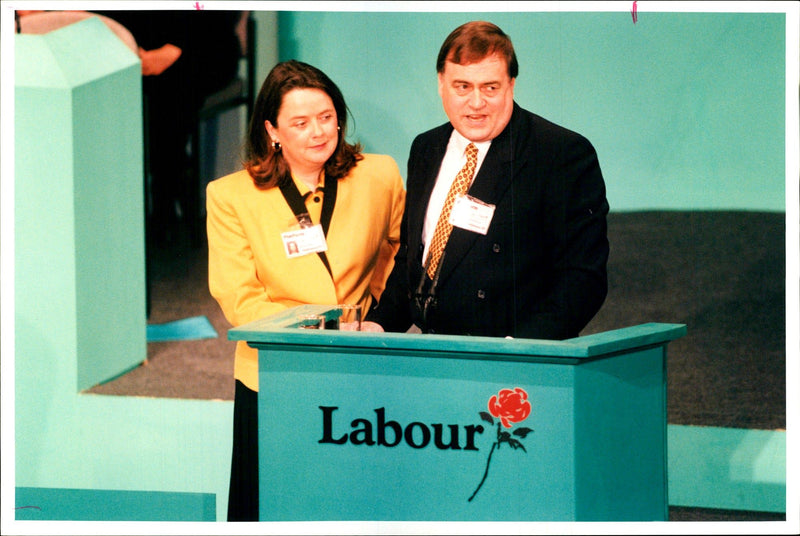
[147,316,218,342]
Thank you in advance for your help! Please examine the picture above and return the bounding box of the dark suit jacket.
[369,103,609,340]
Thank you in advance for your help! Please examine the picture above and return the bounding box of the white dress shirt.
[421,130,491,266]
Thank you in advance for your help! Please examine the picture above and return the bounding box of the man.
[364,21,609,340]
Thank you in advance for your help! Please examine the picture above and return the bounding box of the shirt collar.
[291,171,326,197]
[449,129,492,157]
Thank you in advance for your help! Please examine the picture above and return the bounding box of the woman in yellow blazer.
[207,60,405,521]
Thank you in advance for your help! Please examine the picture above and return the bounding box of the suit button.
[477,290,486,299]
[492,243,501,253]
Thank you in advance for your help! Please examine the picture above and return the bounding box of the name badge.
[449,194,495,235]
[282,224,328,258]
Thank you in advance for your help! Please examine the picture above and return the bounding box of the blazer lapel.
[437,108,518,283]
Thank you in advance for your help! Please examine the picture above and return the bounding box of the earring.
[271,140,281,151]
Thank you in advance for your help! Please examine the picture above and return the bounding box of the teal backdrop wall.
[275,10,786,212]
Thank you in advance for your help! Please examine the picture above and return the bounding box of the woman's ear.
[265,120,277,142]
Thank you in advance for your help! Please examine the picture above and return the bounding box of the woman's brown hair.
[243,60,363,189]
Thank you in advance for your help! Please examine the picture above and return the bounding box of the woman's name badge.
[449,194,495,235]
[282,225,328,258]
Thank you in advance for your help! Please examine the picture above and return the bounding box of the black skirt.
[227,380,258,521]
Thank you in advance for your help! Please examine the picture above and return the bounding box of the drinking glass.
[337,304,362,331]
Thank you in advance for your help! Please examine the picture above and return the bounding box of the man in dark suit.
[364,20,609,340]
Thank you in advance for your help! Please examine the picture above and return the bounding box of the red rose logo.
[488,387,531,428]
[468,387,534,502]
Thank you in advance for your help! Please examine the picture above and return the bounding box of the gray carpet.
[86,210,788,521]
[584,211,786,431]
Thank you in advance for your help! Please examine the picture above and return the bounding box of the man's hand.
[139,44,182,76]
[359,321,385,332]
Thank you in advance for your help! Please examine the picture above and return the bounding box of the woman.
[207,60,405,521]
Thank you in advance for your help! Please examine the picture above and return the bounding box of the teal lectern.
[229,305,686,521]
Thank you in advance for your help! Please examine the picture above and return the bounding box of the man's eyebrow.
[451,79,502,86]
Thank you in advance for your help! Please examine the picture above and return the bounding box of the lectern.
[229,305,685,521]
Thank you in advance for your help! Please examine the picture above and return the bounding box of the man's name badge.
[282,224,328,258]
[449,194,495,235]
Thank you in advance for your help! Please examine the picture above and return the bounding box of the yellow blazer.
[207,153,405,391]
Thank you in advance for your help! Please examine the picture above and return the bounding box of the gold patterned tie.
[425,143,479,279]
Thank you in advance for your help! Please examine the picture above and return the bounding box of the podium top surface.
[229,305,686,363]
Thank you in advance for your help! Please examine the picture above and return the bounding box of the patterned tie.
[426,143,479,279]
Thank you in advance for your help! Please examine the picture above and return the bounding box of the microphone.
[414,252,446,329]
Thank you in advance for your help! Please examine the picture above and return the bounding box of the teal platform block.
[15,16,145,394]
[10,16,237,523]
[15,487,216,521]
[12,393,234,523]
[12,19,235,523]
[231,306,686,521]
[668,425,786,513]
